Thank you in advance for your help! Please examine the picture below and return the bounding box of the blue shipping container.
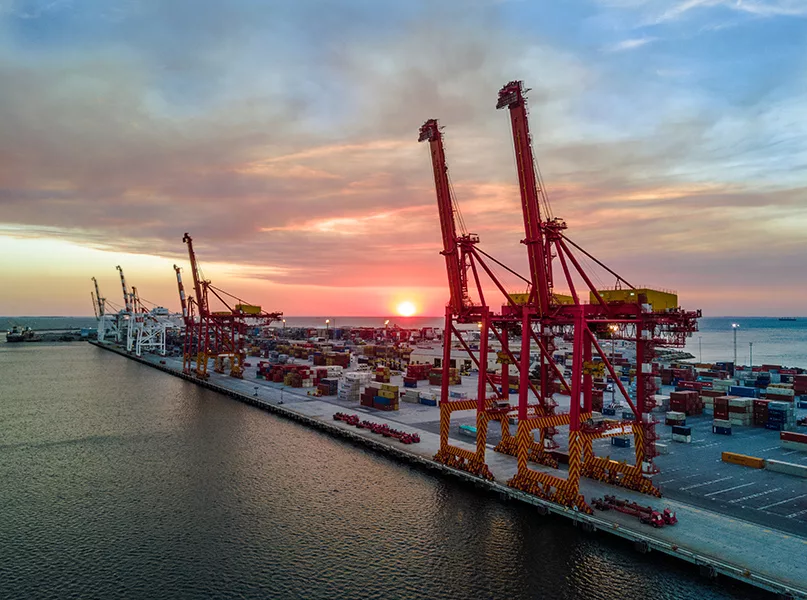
[420,398,437,407]
[672,425,692,436]
[602,407,616,416]
[712,425,732,435]
[622,412,636,421]
[374,396,390,405]
[459,425,477,438]
[611,436,631,448]
[729,386,757,398]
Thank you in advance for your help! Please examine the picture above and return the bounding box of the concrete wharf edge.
[90,342,806,599]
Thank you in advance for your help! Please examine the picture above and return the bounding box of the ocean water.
[683,317,807,369]
[0,343,769,599]
[5,315,806,369]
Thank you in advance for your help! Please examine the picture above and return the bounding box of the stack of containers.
[374,383,399,411]
[766,383,795,402]
[592,390,604,412]
[419,389,439,407]
[403,377,418,388]
[767,401,796,430]
[406,363,432,381]
[361,381,381,407]
[711,379,733,395]
[665,411,686,426]
[677,380,709,393]
[755,371,772,391]
[727,397,753,426]
[375,366,391,383]
[653,394,670,413]
[671,425,692,443]
[753,399,770,426]
[700,389,724,412]
[401,388,421,404]
[669,391,703,416]
[263,364,312,387]
[428,368,461,386]
[283,371,302,387]
[317,377,339,396]
[794,374,807,400]
[324,352,351,368]
[712,418,732,435]
[338,372,372,402]
[714,396,732,421]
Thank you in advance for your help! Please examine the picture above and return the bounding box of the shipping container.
[721,452,765,469]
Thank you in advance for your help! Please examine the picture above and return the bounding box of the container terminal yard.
[85,81,806,598]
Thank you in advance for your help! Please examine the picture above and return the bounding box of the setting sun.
[396,301,417,317]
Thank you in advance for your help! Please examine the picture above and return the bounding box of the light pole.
[698,335,702,363]
[732,323,739,373]
[749,342,753,368]
[325,319,330,340]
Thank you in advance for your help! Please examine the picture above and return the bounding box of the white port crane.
[91,276,119,342]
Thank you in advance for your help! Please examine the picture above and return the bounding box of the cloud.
[611,0,807,23]
[605,37,658,51]
[0,0,805,316]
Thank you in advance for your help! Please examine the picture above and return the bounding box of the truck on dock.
[592,495,678,528]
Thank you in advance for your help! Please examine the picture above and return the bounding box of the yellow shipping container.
[381,383,399,392]
[591,288,678,311]
[508,293,530,305]
[508,292,576,306]
[721,452,765,469]
[378,389,397,400]
[235,303,262,315]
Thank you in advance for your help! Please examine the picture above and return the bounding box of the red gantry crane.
[181,233,282,379]
[173,264,197,375]
[421,82,700,513]
[499,80,700,512]
[419,119,558,480]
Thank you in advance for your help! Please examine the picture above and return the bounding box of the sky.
[0,0,805,317]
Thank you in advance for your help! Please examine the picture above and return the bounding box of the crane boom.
[182,233,208,317]
[91,291,99,320]
[173,265,189,322]
[496,81,557,316]
[418,119,471,316]
[116,265,133,313]
[91,277,105,317]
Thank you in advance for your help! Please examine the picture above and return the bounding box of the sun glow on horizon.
[396,301,417,317]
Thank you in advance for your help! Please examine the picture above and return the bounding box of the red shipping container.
[781,431,807,443]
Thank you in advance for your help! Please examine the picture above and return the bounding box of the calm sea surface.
[0,343,770,599]
[5,315,807,368]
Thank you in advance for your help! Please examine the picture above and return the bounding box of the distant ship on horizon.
[5,325,42,343]
[778,317,797,321]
